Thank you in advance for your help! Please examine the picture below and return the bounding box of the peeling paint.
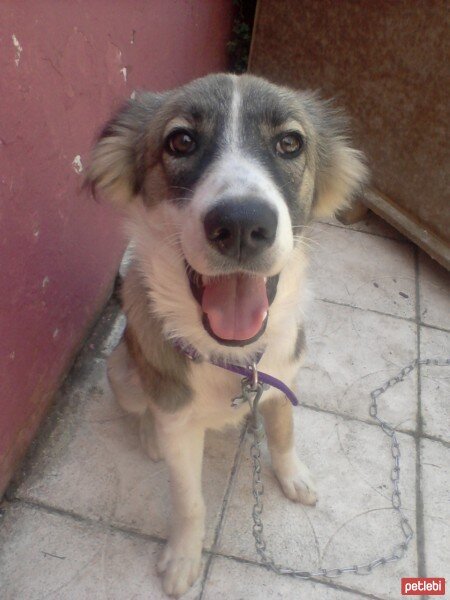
[53,328,60,339]
[72,155,83,174]
[42,276,50,288]
[120,67,127,82]
[33,230,40,238]
[9,351,15,360]
[12,34,23,67]
[130,90,136,100]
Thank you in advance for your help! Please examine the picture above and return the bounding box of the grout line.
[318,298,417,325]
[197,424,247,600]
[418,321,450,335]
[198,551,386,600]
[420,433,450,449]
[6,497,167,545]
[8,497,384,600]
[414,246,427,582]
[298,401,417,436]
[315,219,409,244]
[317,298,450,335]
[299,403,450,449]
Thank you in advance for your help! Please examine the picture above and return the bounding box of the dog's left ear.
[85,92,166,204]
[307,96,369,219]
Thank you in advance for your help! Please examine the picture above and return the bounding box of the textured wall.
[0,0,233,495]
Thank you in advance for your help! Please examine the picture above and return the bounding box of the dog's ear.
[85,92,165,203]
[306,95,369,219]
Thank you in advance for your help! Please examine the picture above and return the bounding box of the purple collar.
[173,339,299,406]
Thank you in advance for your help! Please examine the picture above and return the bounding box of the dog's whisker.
[294,234,321,248]
[170,185,194,195]
[171,196,193,203]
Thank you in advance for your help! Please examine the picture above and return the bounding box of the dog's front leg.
[260,395,317,506]
[156,419,205,597]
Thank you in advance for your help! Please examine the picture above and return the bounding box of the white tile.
[420,440,450,583]
[309,224,416,318]
[300,301,418,431]
[419,252,450,331]
[203,555,358,599]
[420,326,450,443]
[218,408,417,599]
[0,504,203,600]
[16,335,239,549]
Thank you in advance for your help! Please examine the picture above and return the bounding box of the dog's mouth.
[187,264,279,347]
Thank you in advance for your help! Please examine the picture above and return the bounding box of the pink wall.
[0,0,233,496]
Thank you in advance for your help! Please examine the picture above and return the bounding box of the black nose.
[203,199,278,261]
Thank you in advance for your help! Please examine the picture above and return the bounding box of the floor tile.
[419,252,450,331]
[420,439,450,583]
[309,224,416,319]
[300,301,418,431]
[420,326,450,443]
[218,408,417,600]
[15,316,239,549]
[203,556,363,599]
[0,504,203,600]
[320,210,406,241]
[5,206,448,600]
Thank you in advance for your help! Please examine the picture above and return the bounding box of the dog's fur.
[87,73,368,597]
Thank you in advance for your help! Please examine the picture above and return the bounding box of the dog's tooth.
[263,277,267,283]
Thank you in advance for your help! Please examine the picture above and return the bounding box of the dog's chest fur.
[118,262,305,431]
[186,335,302,430]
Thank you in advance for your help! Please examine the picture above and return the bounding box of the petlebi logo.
[401,578,446,596]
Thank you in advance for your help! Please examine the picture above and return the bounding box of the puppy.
[87,73,368,597]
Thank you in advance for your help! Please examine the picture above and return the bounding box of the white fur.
[179,77,294,278]
[125,196,308,367]
[181,152,294,278]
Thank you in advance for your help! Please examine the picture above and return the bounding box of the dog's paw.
[157,538,202,597]
[277,469,318,505]
[273,453,318,506]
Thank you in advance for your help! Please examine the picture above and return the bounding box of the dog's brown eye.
[166,130,196,157]
[276,132,303,158]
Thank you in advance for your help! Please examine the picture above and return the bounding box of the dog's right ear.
[85,92,165,203]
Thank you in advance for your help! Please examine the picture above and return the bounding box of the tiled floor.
[1,213,449,600]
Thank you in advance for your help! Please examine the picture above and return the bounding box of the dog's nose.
[203,199,277,261]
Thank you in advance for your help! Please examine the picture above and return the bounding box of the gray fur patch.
[122,268,192,412]
[292,325,306,361]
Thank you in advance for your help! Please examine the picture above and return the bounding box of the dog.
[86,73,368,597]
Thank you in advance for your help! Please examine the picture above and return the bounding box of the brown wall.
[250,0,449,265]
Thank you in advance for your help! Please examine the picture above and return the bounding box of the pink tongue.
[202,274,268,341]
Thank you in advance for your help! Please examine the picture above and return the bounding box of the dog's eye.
[275,132,303,158]
[166,129,197,157]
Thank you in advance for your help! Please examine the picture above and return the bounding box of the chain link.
[247,357,450,580]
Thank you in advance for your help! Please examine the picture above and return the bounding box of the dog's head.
[87,74,367,353]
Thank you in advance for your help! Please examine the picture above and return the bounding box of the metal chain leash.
[245,357,450,579]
